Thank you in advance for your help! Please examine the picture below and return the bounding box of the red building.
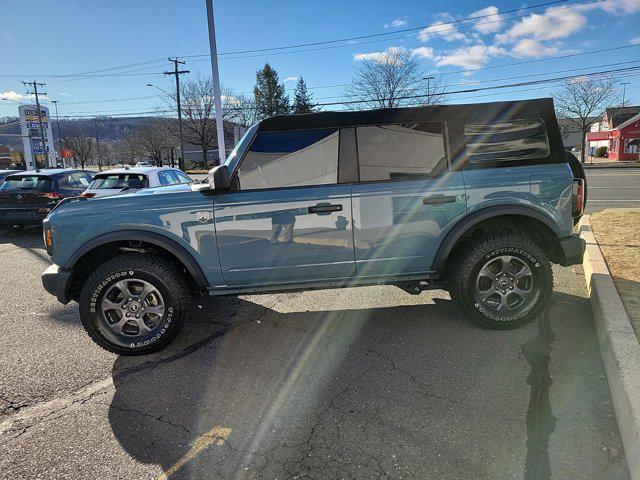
[586,106,640,162]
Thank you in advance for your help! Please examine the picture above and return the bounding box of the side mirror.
[209,165,230,192]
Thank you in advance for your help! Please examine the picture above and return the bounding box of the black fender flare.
[431,205,561,271]
[66,229,209,287]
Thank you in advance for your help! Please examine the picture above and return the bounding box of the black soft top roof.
[259,98,565,167]
[260,98,558,131]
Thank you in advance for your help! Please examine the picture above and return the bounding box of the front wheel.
[449,234,553,329]
[79,253,190,355]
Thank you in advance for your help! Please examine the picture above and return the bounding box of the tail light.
[81,192,96,198]
[38,192,65,200]
[572,178,584,217]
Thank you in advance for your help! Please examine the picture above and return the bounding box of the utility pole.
[94,119,102,171]
[51,100,63,167]
[621,82,630,107]
[164,58,190,171]
[423,76,435,105]
[22,80,48,169]
[205,0,227,165]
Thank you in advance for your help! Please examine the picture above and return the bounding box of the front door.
[350,122,467,277]
[214,128,355,286]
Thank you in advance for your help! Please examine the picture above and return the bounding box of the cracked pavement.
[0,229,630,479]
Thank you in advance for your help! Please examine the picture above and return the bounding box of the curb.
[583,163,640,169]
[580,215,640,479]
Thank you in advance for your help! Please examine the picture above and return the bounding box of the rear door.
[0,175,55,207]
[214,127,356,286]
[351,122,467,277]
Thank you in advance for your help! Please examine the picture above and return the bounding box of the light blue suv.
[41,99,586,354]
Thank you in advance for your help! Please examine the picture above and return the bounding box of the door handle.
[422,195,456,205]
[308,203,343,215]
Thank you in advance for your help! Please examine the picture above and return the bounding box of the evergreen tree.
[253,63,289,119]
[292,77,316,114]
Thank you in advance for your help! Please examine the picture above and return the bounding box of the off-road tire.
[449,233,553,329]
[79,253,190,355]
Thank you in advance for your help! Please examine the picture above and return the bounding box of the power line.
[0,0,608,81]
[186,0,574,57]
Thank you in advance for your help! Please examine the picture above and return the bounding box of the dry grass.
[591,209,640,340]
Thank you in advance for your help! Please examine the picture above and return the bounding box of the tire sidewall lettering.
[88,270,174,349]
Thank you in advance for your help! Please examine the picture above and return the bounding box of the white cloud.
[598,0,640,14]
[435,44,506,71]
[630,36,640,45]
[418,13,468,42]
[411,46,435,59]
[353,46,408,65]
[0,91,26,101]
[383,18,407,29]
[59,92,72,97]
[284,76,299,82]
[496,7,586,43]
[511,38,560,58]
[468,6,504,34]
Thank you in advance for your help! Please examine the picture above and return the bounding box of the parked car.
[135,161,155,167]
[81,167,193,198]
[0,169,93,229]
[0,170,22,185]
[41,98,586,355]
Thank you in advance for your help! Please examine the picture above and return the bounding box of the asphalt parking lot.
[0,224,631,479]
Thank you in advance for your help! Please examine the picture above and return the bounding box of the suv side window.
[158,170,179,185]
[355,122,447,181]
[237,128,339,190]
[465,118,550,164]
[175,172,192,184]
[70,172,91,188]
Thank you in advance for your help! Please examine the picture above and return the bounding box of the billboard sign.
[18,104,55,169]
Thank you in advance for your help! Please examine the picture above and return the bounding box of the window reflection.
[238,128,339,190]
[356,123,447,181]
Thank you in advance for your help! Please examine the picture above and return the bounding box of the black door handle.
[422,195,456,205]
[308,203,343,215]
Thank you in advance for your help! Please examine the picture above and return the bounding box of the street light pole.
[51,100,63,167]
[205,0,227,165]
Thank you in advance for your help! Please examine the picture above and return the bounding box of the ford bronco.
[41,99,586,355]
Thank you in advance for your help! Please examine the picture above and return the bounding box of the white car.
[82,167,193,198]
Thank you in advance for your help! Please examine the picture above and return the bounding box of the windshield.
[224,123,259,174]
[0,175,53,192]
[88,174,148,190]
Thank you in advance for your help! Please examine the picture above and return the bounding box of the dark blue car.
[0,169,94,229]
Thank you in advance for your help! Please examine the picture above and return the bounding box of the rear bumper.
[557,234,586,266]
[0,209,48,226]
[41,264,73,304]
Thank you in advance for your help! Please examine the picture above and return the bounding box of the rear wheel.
[79,253,190,355]
[449,233,553,329]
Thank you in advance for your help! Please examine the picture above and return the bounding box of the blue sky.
[1,0,639,118]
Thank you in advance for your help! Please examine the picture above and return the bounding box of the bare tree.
[347,47,444,109]
[62,129,93,169]
[554,76,619,163]
[164,74,234,165]
[132,119,171,166]
[226,93,259,127]
[113,135,140,166]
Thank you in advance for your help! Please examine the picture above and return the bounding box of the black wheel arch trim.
[432,205,562,272]
[66,230,209,287]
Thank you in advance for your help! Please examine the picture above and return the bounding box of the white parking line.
[588,200,640,202]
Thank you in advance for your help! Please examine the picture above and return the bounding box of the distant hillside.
[0,116,160,151]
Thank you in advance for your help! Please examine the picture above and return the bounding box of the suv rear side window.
[465,118,550,164]
[89,174,148,189]
[0,176,53,192]
[356,122,447,181]
[238,128,338,190]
